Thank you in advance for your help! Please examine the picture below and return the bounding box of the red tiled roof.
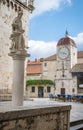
[26,60,42,75]
[77,51,83,58]
[28,60,42,65]
[44,54,56,61]
[71,63,83,72]
[57,36,77,47]
[26,66,42,75]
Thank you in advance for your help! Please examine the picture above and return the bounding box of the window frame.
[31,86,35,93]
[47,86,51,93]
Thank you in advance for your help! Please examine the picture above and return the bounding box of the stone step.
[70,124,83,130]
[70,120,83,130]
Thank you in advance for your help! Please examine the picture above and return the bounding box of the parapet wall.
[0,105,71,130]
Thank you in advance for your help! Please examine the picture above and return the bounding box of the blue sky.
[28,0,83,60]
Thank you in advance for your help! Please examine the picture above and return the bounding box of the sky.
[28,0,83,60]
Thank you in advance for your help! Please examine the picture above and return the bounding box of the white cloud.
[28,40,57,60]
[72,32,83,46]
[28,32,83,60]
[31,0,72,18]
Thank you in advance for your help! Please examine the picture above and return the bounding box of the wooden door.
[61,88,65,94]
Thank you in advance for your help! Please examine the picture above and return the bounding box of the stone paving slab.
[0,99,69,112]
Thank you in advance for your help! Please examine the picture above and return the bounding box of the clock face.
[58,47,69,59]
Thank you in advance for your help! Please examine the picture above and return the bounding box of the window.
[47,86,51,93]
[72,88,75,93]
[32,86,35,92]
[44,62,47,67]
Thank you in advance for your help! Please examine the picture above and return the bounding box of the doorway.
[61,88,65,94]
[38,86,44,97]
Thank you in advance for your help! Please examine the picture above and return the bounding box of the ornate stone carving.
[0,0,34,13]
[10,10,26,54]
[28,0,34,12]
[28,0,34,5]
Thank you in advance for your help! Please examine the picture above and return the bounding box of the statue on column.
[10,10,26,53]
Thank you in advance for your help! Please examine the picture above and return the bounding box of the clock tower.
[55,31,77,95]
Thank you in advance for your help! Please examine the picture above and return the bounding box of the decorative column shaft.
[12,54,27,106]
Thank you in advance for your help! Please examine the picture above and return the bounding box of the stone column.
[11,53,28,106]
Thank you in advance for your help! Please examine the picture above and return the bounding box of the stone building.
[26,59,55,98]
[26,32,83,97]
[0,0,34,95]
[26,59,42,80]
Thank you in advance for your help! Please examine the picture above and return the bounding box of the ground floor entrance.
[61,88,65,94]
[38,86,44,97]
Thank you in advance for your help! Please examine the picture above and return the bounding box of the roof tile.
[71,63,83,72]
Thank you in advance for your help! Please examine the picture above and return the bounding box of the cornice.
[0,0,34,13]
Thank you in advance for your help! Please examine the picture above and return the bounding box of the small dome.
[57,31,77,47]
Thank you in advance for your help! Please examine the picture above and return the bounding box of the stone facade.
[43,60,56,81]
[55,42,77,95]
[26,85,54,98]
[0,105,71,130]
[40,35,83,95]
[0,0,34,94]
[27,35,83,96]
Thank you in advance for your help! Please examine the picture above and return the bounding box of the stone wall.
[77,58,83,64]
[0,0,31,94]
[0,105,71,130]
[26,85,54,98]
[43,60,57,81]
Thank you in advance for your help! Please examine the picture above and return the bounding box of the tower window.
[44,62,47,67]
